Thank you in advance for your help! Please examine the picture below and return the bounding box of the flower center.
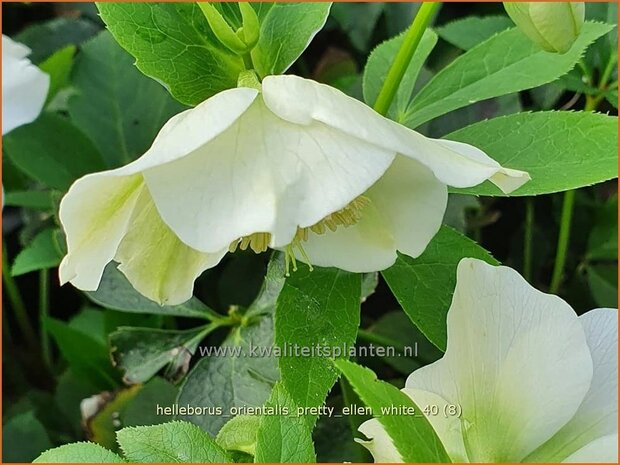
[229,196,370,275]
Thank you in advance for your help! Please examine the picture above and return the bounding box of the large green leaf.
[331,2,384,51]
[116,421,232,462]
[34,443,124,463]
[3,113,105,190]
[363,29,437,120]
[251,2,332,77]
[403,22,613,128]
[447,111,618,196]
[97,2,244,105]
[436,15,513,50]
[109,325,212,384]
[69,31,186,167]
[176,255,284,435]
[3,411,53,463]
[254,383,316,463]
[275,263,360,425]
[334,359,450,463]
[86,263,215,319]
[382,226,498,350]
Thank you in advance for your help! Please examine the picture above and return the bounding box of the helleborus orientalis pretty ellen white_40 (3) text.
[58,75,529,305]
[358,258,618,463]
[2,35,49,135]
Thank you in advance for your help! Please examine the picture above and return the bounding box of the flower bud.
[198,2,260,56]
[504,2,585,54]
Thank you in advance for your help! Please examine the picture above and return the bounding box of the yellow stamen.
[229,195,370,274]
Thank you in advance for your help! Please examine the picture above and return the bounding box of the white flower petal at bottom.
[357,418,403,463]
[406,259,593,462]
[562,434,618,463]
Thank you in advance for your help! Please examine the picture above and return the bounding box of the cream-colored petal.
[115,187,226,305]
[562,434,618,463]
[262,75,529,194]
[401,388,469,462]
[296,156,446,271]
[143,97,395,253]
[526,308,618,462]
[356,418,404,463]
[2,35,49,134]
[59,173,144,290]
[406,258,593,462]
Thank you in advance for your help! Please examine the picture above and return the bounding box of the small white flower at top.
[58,75,529,305]
[358,258,617,463]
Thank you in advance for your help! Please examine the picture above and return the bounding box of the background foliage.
[2,2,617,462]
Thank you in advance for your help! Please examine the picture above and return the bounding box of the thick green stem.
[2,241,37,349]
[373,2,441,116]
[549,95,599,293]
[549,190,576,293]
[39,268,52,369]
[523,197,534,281]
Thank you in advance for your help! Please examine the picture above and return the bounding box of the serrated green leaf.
[275,264,360,426]
[97,2,244,106]
[86,263,215,319]
[252,2,332,77]
[110,325,211,384]
[447,111,618,197]
[34,442,124,463]
[436,15,513,50]
[11,228,62,276]
[403,22,613,128]
[176,255,283,435]
[3,113,105,190]
[121,377,178,427]
[334,359,450,463]
[69,31,186,168]
[382,226,498,350]
[254,383,316,463]
[216,415,260,456]
[117,421,232,463]
[363,29,437,119]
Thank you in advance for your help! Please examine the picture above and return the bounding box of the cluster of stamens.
[228,196,370,275]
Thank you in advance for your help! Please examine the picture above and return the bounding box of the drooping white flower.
[59,75,529,305]
[358,258,618,463]
[2,35,49,135]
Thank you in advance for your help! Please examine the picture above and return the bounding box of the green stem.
[39,268,52,370]
[2,241,37,349]
[523,197,534,281]
[549,96,599,293]
[549,190,576,293]
[373,2,441,116]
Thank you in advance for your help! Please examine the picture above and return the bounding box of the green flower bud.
[198,2,260,56]
[504,2,585,54]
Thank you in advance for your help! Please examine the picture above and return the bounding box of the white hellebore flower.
[2,34,49,135]
[59,75,529,305]
[358,258,618,463]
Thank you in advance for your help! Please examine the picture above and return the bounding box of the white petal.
[115,188,226,305]
[297,156,446,272]
[143,96,395,253]
[406,258,593,462]
[356,418,404,463]
[402,388,469,462]
[262,75,529,194]
[562,434,618,463]
[59,173,144,290]
[2,35,49,134]
[526,308,618,461]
